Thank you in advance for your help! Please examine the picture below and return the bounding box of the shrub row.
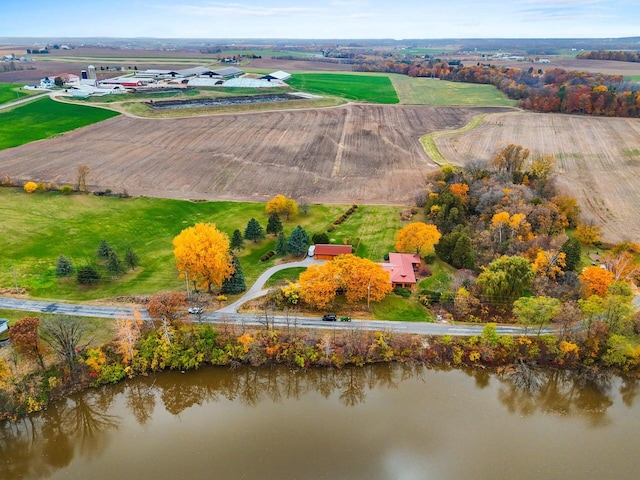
[260,250,276,262]
[327,204,358,232]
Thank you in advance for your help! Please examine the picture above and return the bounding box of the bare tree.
[75,164,90,192]
[40,316,92,380]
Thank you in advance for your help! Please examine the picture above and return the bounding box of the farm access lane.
[0,295,543,337]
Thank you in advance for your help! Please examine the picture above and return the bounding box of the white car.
[188,307,203,314]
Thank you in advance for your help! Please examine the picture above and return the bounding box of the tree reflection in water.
[0,387,120,479]
[496,366,615,426]
[0,364,638,479]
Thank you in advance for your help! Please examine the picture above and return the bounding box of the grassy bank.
[0,97,119,150]
[0,189,403,300]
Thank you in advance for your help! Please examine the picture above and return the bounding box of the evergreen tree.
[288,225,310,256]
[55,255,74,278]
[230,229,244,250]
[77,265,100,284]
[220,253,246,294]
[244,218,265,243]
[124,247,140,270]
[106,251,126,277]
[97,239,114,260]
[561,236,582,271]
[451,233,475,269]
[266,213,283,236]
[312,232,330,244]
[275,232,288,256]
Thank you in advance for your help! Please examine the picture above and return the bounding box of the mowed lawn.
[287,73,399,104]
[0,189,403,301]
[0,84,31,105]
[390,74,517,107]
[0,97,119,150]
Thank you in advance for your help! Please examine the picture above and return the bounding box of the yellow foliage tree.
[266,194,298,220]
[533,249,567,280]
[173,223,234,293]
[23,181,37,193]
[114,311,144,365]
[579,266,615,297]
[395,222,442,256]
[332,254,392,305]
[530,155,556,180]
[575,222,602,245]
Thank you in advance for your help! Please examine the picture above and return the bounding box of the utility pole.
[10,264,18,293]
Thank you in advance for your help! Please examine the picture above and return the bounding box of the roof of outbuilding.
[314,244,353,256]
[382,253,420,284]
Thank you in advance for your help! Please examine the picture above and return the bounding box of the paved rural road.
[0,294,543,337]
[0,258,547,336]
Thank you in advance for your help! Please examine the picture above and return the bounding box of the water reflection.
[0,364,637,480]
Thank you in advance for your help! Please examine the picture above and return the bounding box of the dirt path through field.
[435,110,640,243]
[0,104,508,205]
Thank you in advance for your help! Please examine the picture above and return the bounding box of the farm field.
[0,97,119,150]
[0,188,402,300]
[389,74,517,107]
[0,104,503,204]
[287,73,399,103]
[0,83,31,105]
[434,110,640,243]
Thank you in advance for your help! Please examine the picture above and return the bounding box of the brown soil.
[435,110,640,243]
[247,57,354,72]
[0,104,506,204]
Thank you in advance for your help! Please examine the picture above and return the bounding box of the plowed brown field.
[0,105,506,204]
[435,111,640,242]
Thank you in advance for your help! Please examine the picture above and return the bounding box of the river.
[1,364,639,480]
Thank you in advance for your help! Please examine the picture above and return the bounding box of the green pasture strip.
[287,73,399,104]
[0,189,402,301]
[420,114,487,165]
[0,97,119,150]
[0,84,31,105]
[390,75,516,106]
[625,75,640,82]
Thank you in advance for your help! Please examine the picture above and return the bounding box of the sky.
[1,0,639,39]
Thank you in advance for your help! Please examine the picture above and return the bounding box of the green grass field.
[390,75,516,106]
[0,97,119,150]
[625,75,640,82]
[287,73,400,104]
[0,84,31,105]
[0,189,403,301]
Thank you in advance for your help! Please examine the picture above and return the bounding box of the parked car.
[322,314,337,321]
[188,307,203,314]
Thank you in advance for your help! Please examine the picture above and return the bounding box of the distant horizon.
[2,0,639,40]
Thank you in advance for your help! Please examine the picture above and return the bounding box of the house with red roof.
[382,253,421,289]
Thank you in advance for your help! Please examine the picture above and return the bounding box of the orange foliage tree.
[297,254,392,309]
[449,183,469,203]
[395,222,442,256]
[579,266,615,297]
[333,255,392,305]
[266,194,298,220]
[298,262,341,309]
[8,316,48,370]
[173,223,234,292]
